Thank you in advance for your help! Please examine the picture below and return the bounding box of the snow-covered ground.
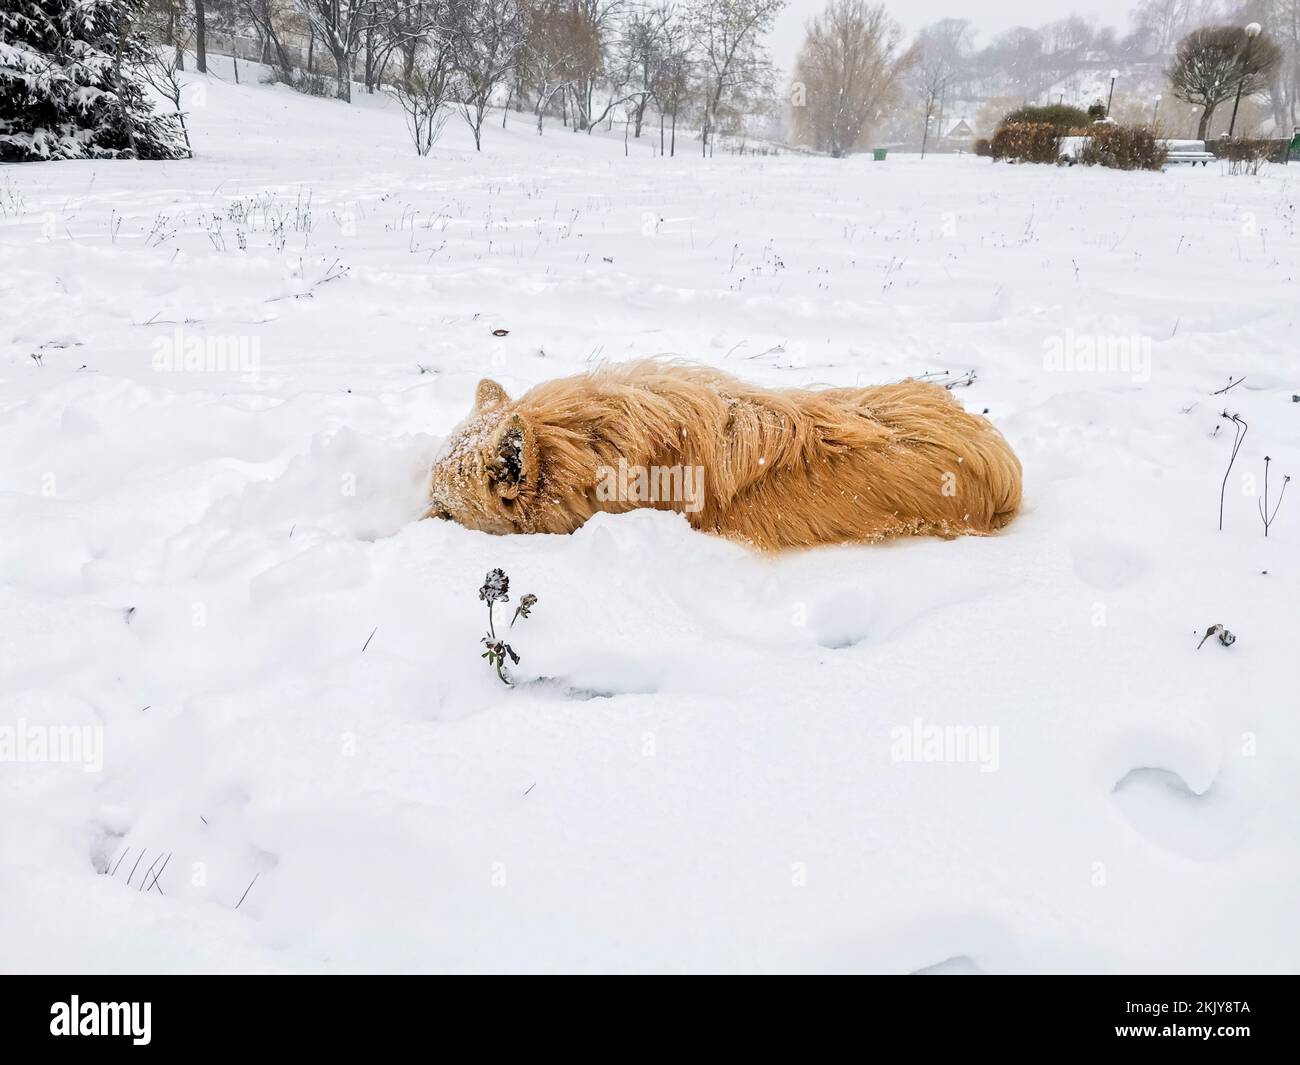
[2,58,1298,974]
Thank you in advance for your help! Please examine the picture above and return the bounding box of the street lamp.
[1106,69,1119,116]
[1152,94,1161,125]
[1227,22,1262,139]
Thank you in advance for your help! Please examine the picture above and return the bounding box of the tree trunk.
[112,24,137,155]
[1198,102,1216,140]
[334,46,351,102]
[268,28,292,78]
[936,84,947,152]
[168,10,184,70]
[195,0,207,74]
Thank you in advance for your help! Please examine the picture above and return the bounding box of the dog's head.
[428,379,544,535]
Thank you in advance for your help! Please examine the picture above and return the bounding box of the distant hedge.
[988,121,1167,170]
[1000,104,1093,130]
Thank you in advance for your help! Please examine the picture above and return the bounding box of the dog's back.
[429,360,1022,549]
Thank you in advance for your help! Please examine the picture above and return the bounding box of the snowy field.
[2,59,1298,974]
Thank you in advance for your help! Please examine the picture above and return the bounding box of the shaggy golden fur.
[427,361,1022,550]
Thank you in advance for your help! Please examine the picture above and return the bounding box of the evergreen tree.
[1,0,188,161]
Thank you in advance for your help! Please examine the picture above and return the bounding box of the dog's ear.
[475,378,510,414]
[485,413,537,500]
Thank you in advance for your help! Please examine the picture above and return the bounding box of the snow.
[2,56,1298,974]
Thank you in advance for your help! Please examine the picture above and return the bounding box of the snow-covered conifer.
[1,0,187,161]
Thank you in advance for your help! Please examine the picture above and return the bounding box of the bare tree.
[690,0,784,155]
[909,55,947,158]
[1167,24,1283,137]
[363,0,445,92]
[453,0,523,149]
[519,0,579,133]
[206,0,251,82]
[791,0,908,157]
[395,38,456,152]
[561,0,624,130]
[239,0,297,78]
[648,2,694,154]
[1129,0,1223,57]
[135,44,195,155]
[141,0,194,69]
[1261,0,1300,127]
[908,18,972,157]
[298,0,368,100]
[618,2,672,137]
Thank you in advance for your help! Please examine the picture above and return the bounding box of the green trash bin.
[873,148,888,161]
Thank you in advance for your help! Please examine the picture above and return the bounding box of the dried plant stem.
[1258,456,1291,537]
[1218,413,1248,531]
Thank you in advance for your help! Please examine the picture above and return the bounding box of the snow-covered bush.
[0,0,188,161]
[1214,139,1283,175]
[1077,125,1168,171]
[989,122,1063,164]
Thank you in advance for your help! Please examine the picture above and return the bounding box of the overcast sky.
[767,1,1140,76]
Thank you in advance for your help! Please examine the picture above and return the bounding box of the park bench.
[1057,136,1214,167]
[1162,139,1215,165]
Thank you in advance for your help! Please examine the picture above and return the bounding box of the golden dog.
[428,361,1021,550]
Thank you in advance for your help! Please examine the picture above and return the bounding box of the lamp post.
[1106,69,1119,116]
[1228,22,1262,140]
[1152,94,1161,125]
